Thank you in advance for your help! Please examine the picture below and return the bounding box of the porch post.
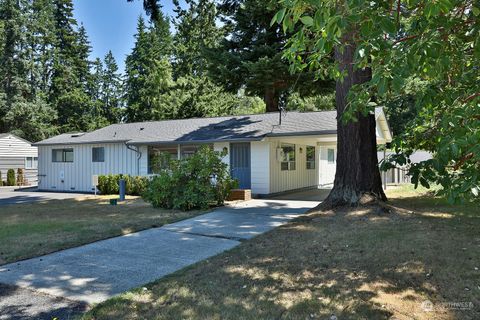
[177,144,181,160]
[383,148,387,190]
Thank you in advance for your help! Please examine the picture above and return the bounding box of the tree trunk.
[264,87,279,112]
[320,31,386,208]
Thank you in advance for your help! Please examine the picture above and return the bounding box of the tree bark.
[320,31,386,208]
[264,87,279,112]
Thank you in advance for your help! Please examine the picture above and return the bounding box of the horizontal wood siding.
[38,143,142,192]
[0,134,37,158]
[269,141,318,194]
[250,141,270,195]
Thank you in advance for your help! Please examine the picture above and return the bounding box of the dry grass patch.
[0,195,205,265]
[84,187,479,320]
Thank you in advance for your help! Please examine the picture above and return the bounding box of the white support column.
[177,144,181,160]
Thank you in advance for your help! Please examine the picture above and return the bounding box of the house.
[378,150,432,185]
[0,133,38,185]
[33,108,392,196]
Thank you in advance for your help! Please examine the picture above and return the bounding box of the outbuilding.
[34,108,392,196]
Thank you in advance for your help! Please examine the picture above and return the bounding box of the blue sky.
[72,0,179,73]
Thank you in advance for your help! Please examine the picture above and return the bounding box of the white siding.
[269,141,318,194]
[250,141,270,195]
[139,145,149,175]
[318,144,337,187]
[38,143,143,192]
[0,134,37,158]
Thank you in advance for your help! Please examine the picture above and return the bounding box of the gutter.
[126,143,142,175]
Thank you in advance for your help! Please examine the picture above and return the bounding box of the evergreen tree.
[101,51,123,123]
[172,0,222,78]
[0,0,29,132]
[124,16,173,122]
[210,0,333,112]
[49,0,93,132]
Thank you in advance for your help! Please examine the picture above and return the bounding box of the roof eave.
[33,139,130,146]
[126,137,265,146]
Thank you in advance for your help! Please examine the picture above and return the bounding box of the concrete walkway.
[0,199,318,314]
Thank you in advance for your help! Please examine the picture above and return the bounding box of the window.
[52,149,73,162]
[306,146,315,169]
[327,148,335,164]
[180,144,213,159]
[25,157,38,169]
[148,146,178,173]
[281,143,296,171]
[92,147,105,162]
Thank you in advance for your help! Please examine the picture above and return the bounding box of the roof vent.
[139,127,145,131]
[71,133,85,138]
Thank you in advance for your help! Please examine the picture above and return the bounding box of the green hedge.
[97,174,148,196]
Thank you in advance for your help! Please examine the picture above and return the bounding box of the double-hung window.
[281,143,296,171]
[25,157,38,169]
[306,146,315,169]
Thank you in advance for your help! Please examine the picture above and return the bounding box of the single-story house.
[0,133,38,185]
[378,150,432,185]
[33,108,392,196]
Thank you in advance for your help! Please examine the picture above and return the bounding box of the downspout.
[126,143,142,176]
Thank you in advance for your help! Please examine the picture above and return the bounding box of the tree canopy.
[275,0,479,202]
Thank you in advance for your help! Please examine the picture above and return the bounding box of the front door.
[230,142,251,189]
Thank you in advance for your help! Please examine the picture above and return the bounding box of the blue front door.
[230,142,251,189]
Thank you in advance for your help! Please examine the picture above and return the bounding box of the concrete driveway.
[0,198,318,313]
[0,188,85,206]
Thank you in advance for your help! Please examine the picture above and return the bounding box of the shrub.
[97,174,148,196]
[0,171,3,186]
[16,168,25,186]
[143,146,238,211]
[6,169,16,186]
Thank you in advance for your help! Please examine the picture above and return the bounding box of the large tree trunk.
[320,32,386,208]
[264,87,279,112]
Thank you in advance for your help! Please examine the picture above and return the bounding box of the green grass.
[83,186,480,320]
[0,196,206,265]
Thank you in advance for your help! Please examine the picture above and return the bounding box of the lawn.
[0,196,206,265]
[83,186,479,320]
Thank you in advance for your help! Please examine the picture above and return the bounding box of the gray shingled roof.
[34,108,385,146]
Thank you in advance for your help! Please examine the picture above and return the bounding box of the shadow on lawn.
[85,197,480,320]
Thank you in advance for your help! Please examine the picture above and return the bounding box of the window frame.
[25,157,38,169]
[92,147,105,163]
[280,143,296,171]
[327,148,335,164]
[306,146,315,170]
[52,148,74,163]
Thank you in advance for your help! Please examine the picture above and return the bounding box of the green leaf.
[473,7,480,16]
[300,16,314,27]
[271,8,286,26]
[380,18,396,34]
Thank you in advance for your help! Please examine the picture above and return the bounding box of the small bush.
[143,146,238,211]
[16,168,25,186]
[97,174,147,196]
[6,169,16,186]
[0,171,3,186]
